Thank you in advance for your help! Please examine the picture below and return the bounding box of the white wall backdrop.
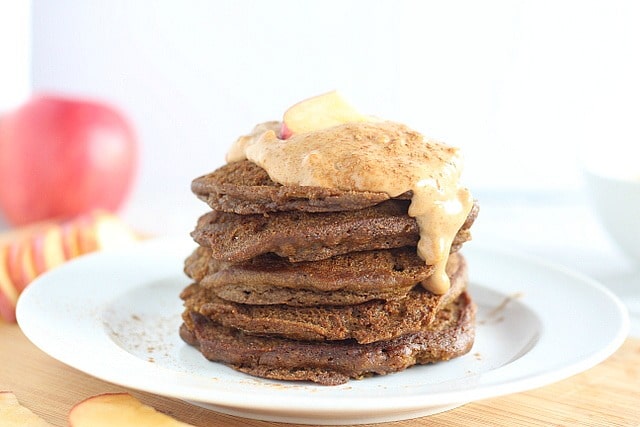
[0,1,30,113]
[28,0,640,234]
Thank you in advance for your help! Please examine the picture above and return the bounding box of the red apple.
[0,94,138,226]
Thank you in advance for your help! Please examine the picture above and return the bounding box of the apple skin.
[279,122,294,139]
[0,94,138,226]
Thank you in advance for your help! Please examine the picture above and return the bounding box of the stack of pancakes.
[179,160,479,385]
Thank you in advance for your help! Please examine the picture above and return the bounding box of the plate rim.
[16,237,630,417]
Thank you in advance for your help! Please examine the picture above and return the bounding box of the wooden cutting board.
[1,323,639,426]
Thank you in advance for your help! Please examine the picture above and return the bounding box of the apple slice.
[0,289,17,323]
[75,210,138,253]
[13,240,38,293]
[61,220,82,259]
[69,393,194,427]
[280,91,375,138]
[4,243,24,294]
[0,246,19,322]
[31,226,66,276]
[0,211,139,323]
[92,211,139,250]
[0,391,53,426]
[1,240,38,320]
[3,226,49,292]
[75,213,101,254]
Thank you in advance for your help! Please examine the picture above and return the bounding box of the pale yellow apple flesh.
[281,91,375,138]
[0,391,53,427]
[68,393,194,427]
[90,211,138,250]
[61,220,82,259]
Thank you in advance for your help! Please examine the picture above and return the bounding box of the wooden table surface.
[1,322,639,426]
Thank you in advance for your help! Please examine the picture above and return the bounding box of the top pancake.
[192,160,399,214]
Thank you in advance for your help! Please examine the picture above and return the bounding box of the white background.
[0,1,30,112]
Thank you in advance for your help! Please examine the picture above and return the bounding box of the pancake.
[184,246,438,306]
[191,199,478,263]
[180,252,467,344]
[179,291,476,386]
[191,160,397,215]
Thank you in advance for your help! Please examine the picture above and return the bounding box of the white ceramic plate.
[17,237,629,425]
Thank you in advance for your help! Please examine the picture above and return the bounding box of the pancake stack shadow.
[179,160,479,385]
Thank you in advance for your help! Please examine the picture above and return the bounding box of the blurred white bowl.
[583,157,640,265]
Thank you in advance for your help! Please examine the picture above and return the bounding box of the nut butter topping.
[226,121,281,164]
[229,121,473,294]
